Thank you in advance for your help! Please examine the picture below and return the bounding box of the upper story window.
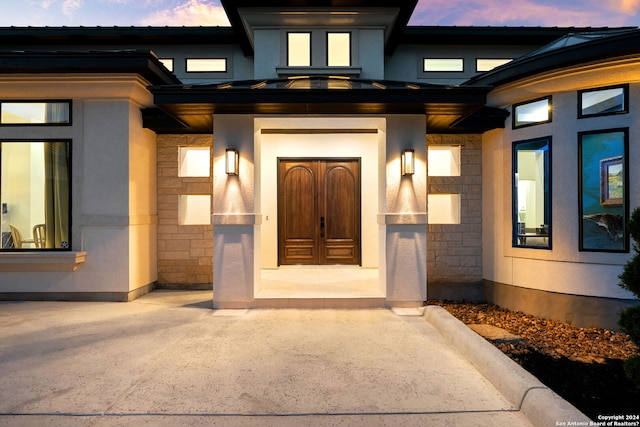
[513,137,551,249]
[476,58,512,72]
[579,85,628,118]
[0,101,70,125]
[1,140,71,251]
[186,58,227,73]
[513,96,552,129]
[159,58,174,72]
[288,32,311,67]
[423,58,464,72]
[327,32,351,66]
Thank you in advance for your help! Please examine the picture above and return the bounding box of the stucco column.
[380,116,428,306]
[212,115,258,308]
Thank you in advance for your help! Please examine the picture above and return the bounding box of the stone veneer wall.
[427,134,483,300]
[156,135,213,288]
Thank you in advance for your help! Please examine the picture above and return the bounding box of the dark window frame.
[578,84,629,119]
[422,58,465,73]
[326,31,352,67]
[512,96,552,129]
[0,100,72,126]
[287,31,312,67]
[185,57,228,74]
[0,139,72,251]
[578,128,630,253]
[512,136,552,250]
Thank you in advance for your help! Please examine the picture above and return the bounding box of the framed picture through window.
[578,128,629,252]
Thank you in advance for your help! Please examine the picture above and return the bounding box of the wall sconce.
[401,149,415,176]
[225,148,239,175]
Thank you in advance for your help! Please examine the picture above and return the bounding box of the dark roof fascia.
[466,29,640,87]
[400,26,637,46]
[0,50,181,85]
[149,83,491,107]
[0,26,237,46]
[220,0,418,56]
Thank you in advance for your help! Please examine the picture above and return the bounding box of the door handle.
[320,216,325,237]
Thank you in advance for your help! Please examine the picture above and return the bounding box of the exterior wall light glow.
[402,149,415,176]
[225,148,239,175]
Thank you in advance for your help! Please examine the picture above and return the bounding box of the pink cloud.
[409,0,634,27]
[139,0,229,26]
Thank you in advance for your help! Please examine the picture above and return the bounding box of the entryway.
[278,158,360,265]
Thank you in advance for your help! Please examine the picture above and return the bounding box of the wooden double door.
[278,158,361,265]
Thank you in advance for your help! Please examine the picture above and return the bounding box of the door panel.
[278,158,360,265]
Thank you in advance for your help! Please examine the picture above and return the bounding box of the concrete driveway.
[0,290,586,426]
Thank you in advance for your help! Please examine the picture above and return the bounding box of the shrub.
[623,355,640,390]
[618,206,640,387]
[618,305,640,345]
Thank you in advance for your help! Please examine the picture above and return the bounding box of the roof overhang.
[146,77,507,134]
[0,50,180,86]
[220,0,418,56]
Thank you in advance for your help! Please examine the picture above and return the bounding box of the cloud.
[62,0,83,16]
[615,0,640,14]
[139,0,229,26]
[40,0,56,9]
[409,0,624,27]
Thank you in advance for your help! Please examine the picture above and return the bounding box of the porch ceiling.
[146,77,507,134]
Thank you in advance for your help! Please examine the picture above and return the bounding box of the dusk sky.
[1,0,639,28]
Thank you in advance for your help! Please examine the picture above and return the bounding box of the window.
[288,33,311,67]
[476,58,512,72]
[1,101,70,125]
[186,58,227,73]
[178,147,210,177]
[179,195,211,225]
[159,58,174,72]
[327,32,350,66]
[513,137,551,248]
[423,58,464,72]
[578,129,629,252]
[1,141,71,250]
[579,85,628,118]
[513,97,551,128]
[428,146,461,176]
[428,194,460,224]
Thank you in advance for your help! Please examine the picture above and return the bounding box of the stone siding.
[427,134,483,294]
[157,135,213,287]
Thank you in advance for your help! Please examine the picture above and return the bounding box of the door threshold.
[253,297,386,309]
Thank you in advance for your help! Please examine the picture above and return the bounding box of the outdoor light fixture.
[402,149,415,176]
[225,148,239,175]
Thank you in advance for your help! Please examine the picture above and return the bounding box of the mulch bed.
[427,301,640,420]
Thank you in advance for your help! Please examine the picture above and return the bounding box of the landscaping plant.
[619,207,640,387]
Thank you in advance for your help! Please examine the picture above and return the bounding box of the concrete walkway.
[0,291,587,426]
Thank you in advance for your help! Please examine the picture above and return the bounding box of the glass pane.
[423,58,463,72]
[288,33,311,66]
[428,146,461,176]
[179,195,211,225]
[580,87,626,117]
[328,33,350,66]
[1,141,70,250]
[1,102,70,124]
[579,130,628,252]
[186,58,226,72]
[514,98,550,128]
[178,147,210,177]
[513,138,550,248]
[476,58,512,72]
[159,58,174,72]
[428,194,460,224]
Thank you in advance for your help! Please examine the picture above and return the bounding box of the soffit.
[146,76,507,134]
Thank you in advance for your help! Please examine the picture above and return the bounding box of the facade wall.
[156,134,213,287]
[427,134,483,300]
[482,62,640,327]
